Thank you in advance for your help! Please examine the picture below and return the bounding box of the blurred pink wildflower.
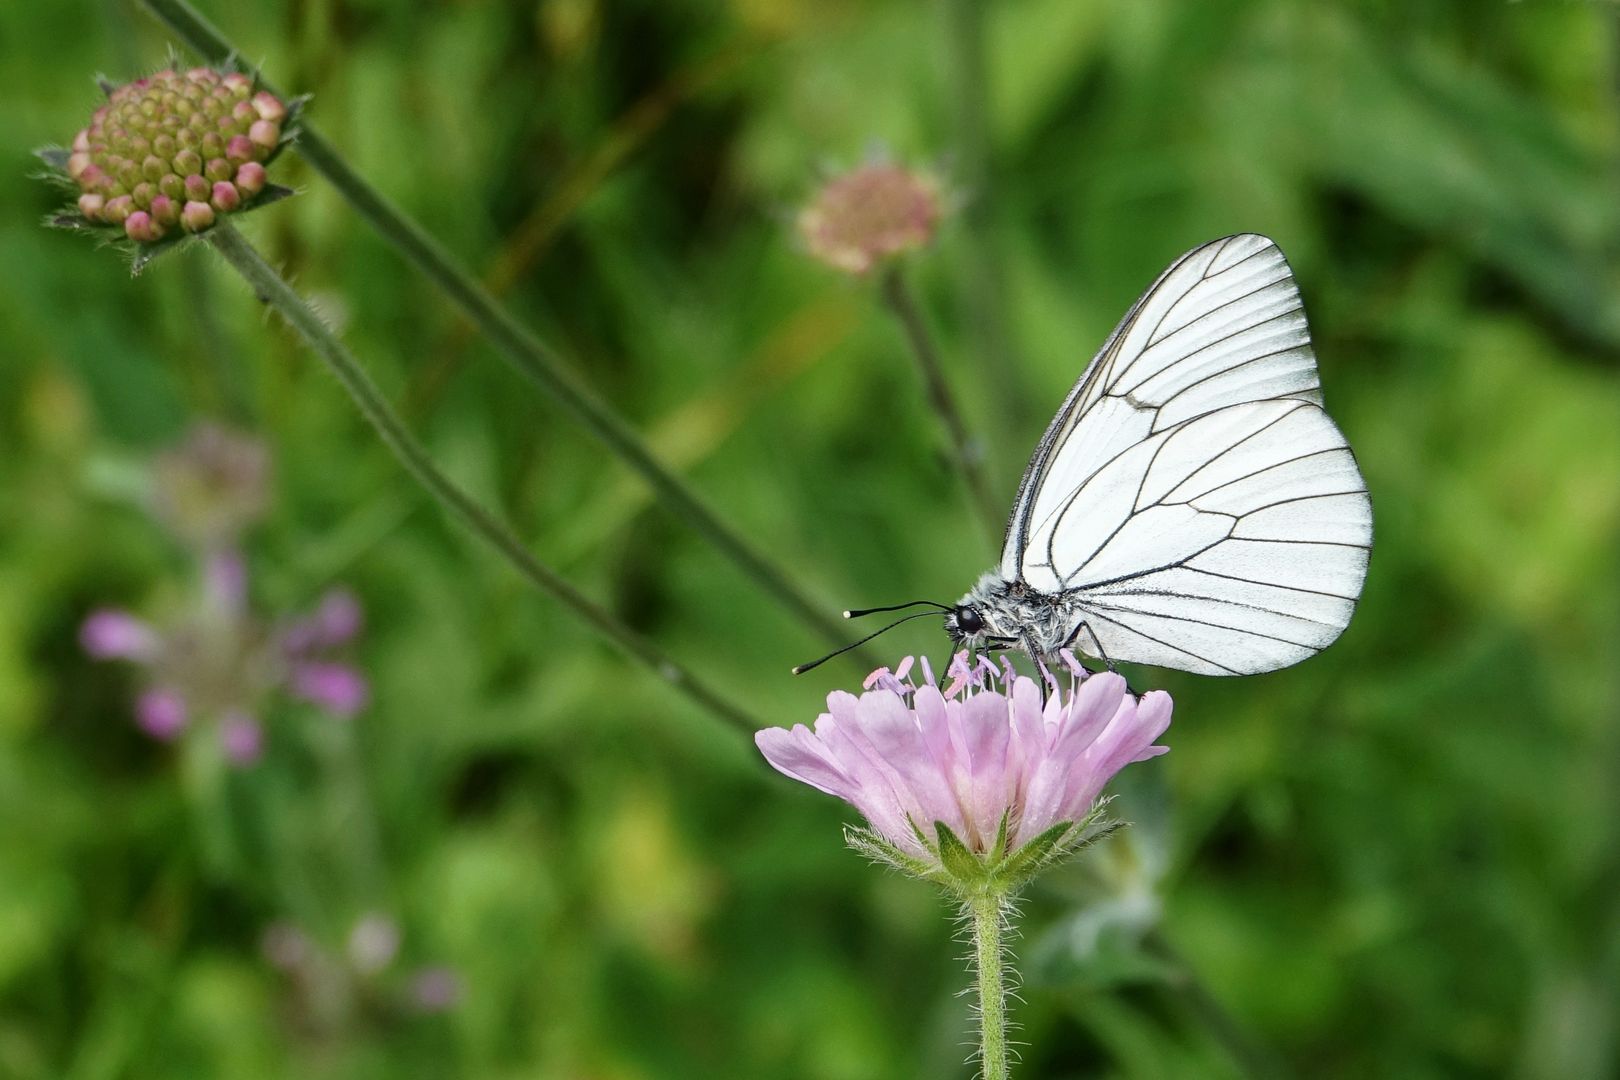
[797,160,944,276]
[757,653,1171,891]
[81,427,366,764]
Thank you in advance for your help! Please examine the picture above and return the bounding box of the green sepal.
[991,819,1077,890]
[934,821,984,884]
[36,146,70,171]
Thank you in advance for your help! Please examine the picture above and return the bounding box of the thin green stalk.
[969,893,1012,1080]
[942,0,1025,429]
[138,0,867,666]
[879,266,1000,549]
[204,221,757,734]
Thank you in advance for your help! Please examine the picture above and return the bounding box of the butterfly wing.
[1003,234,1370,675]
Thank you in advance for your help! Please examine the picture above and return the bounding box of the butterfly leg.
[1062,620,1115,672]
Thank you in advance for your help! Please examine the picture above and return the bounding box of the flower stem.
[942,0,1025,430]
[137,0,869,667]
[879,267,1001,550]
[203,221,758,734]
[969,893,1012,1080]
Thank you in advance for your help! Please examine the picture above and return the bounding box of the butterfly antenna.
[791,610,943,675]
[843,600,951,619]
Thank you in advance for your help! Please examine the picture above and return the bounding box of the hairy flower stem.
[203,222,757,733]
[879,267,1000,550]
[969,892,1012,1080]
[138,0,870,669]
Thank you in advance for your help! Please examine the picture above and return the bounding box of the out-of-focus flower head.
[261,915,462,1026]
[36,64,301,269]
[151,423,270,551]
[82,429,366,764]
[797,159,945,276]
[757,653,1172,896]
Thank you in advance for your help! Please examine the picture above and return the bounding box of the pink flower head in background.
[797,160,944,276]
[757,653,1171,892]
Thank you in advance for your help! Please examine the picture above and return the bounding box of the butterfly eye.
[955,606,984,634]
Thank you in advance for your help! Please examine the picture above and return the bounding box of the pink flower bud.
[123,210,166,243]
[187,67,215,85]
[149,194,180,227]
[183,173,210,202]
[102,195,134,225]
[201,130,224,158]
[226,134,255,165]
[234,161,267,197]
[78,193,106,221]
[205,157,233,182]
[66,152,92,178]
[72,128,91,153]
[181,199,215,232]
[248,119,281,152]
[251,92,287,122]
[231,100,257,127]
[222,72,252,97]
[130,182,155,209]
[210,181,241,213]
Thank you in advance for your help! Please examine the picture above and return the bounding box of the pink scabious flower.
[757,653,1171,894]
[797,160,944,276]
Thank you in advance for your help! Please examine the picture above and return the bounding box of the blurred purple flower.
[756,654,1171,878]
[80,427,368,761]
[280,588,363,653]
[80,609,159,661]
[135,688,188,740]
[219,710,264,765]
[408,966,462,1013]
[289,661,369,717]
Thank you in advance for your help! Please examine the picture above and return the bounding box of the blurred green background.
[5,0,1619,1077]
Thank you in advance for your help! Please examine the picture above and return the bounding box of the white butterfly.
[934,234,1372,676]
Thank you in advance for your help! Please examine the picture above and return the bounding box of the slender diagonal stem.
[204,222,757,734]
[138,0,869,666]
[942,0,1025,430]
[880,267,1000,548]
[969,893,1011,1080]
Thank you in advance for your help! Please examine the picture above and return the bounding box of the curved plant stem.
[969,893,1012,1080]
[138,0,868,667]
[879,266,1001,550]
[204,221,757,734]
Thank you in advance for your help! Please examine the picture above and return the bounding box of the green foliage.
[2,0,1618,1077]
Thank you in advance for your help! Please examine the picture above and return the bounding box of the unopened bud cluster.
[66,67,287,243]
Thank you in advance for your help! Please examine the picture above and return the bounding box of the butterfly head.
[945,573,1026,652]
